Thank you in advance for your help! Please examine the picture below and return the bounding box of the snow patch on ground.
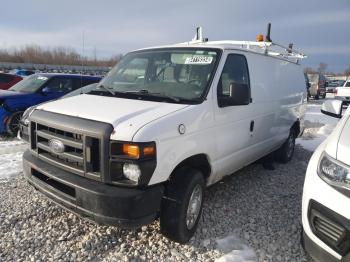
[215,234,257,262]
[0,139,27,180]
[297,103,339,152]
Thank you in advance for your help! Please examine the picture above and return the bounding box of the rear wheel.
[6,111,23,137]
[160,167,205,243]
[275,129,296,163]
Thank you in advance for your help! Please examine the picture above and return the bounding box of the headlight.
[318,152,350,190]
[123,163,141,182]
[21,106,36,125]
[110,141,156,186]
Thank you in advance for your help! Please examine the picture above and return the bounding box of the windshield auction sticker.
[185,56,213,65]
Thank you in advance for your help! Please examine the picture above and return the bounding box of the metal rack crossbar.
[178,26,307,64]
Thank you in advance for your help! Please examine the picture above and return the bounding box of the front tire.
[275,129,296,163]
[160,168,205,243]
[6,111,23,137]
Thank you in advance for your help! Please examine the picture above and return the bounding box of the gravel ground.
[0,144,311,262]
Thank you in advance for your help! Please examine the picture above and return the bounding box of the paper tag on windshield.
[185,56,213,65]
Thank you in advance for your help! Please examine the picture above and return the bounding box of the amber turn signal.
[122,144,140,158]
[143,145,155,156]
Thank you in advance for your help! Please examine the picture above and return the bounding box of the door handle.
[250,120,254,132]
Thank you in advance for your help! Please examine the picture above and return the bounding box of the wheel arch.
[169,153,211,182]
[291,119,301,137]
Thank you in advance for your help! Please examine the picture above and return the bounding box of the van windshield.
[9,74,49,93]
[94,48,219,103]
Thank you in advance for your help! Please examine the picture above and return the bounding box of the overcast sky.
[1,0,349,72]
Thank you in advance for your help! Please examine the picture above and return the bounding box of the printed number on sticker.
[185,56,213,65]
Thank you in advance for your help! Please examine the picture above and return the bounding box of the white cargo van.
[23,28,307,243]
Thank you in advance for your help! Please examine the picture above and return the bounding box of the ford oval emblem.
[48,139,65,154]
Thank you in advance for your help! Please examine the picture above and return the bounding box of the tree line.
[0,45,121,67]
[304,62,350,76]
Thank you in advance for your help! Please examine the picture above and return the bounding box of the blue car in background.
[0,73,101,135]
[9,69,35,77]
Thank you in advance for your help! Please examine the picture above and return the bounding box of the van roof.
[137,40,306,64]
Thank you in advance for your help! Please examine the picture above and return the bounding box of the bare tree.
[344,66,350,76]
[0,45,121,67]
[304,67,316,74]
[317,63,328,74]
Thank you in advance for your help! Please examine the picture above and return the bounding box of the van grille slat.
[31,122,101,179]
[37,142,84,163]
[36,129,83,150]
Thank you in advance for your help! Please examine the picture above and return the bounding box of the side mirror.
[218,83,250,107]
[321,100,343,118]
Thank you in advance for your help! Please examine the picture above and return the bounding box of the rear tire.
[275,129,296,163]
[6,111,23,137]
[160,167,205,243]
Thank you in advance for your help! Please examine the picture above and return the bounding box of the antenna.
[80,30,85,94]
[265,23,272,42]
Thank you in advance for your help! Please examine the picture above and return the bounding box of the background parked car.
[307,73,327,99]
[18,83,99,141]
[0,73,101,136]
[302,100,350,262]
[335,79,350,105]
[9,69,35,77]
[0,73,23,90]
[325,80,339,94]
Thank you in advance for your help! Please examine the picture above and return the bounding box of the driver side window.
[45,78,73,93]
[218,54,250,97]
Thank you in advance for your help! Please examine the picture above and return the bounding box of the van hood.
[337,116,350,165]
[36,94,189,141]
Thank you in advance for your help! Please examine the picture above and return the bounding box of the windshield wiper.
[123,89,181,102]
[96,85,115,96]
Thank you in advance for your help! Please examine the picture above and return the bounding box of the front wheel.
[6,111,23,137]
[160,168,205,243]
[275,129,296,163]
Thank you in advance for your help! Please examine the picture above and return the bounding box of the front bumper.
[302,201,350,262]
[302,147,350,261]
[302,230,341,262]
[23,150,164,228]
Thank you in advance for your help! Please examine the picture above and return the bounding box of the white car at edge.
[302,100,350,262]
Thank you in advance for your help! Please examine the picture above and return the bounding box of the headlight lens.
[123,163,141,182]
[318,153,350,189]
[22,106,36,125]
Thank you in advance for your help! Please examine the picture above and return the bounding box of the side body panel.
[131,50,306,186]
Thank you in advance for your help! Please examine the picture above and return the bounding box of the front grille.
[309,201,350,256]
[313,213,345,243]
[31,122,101,179]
